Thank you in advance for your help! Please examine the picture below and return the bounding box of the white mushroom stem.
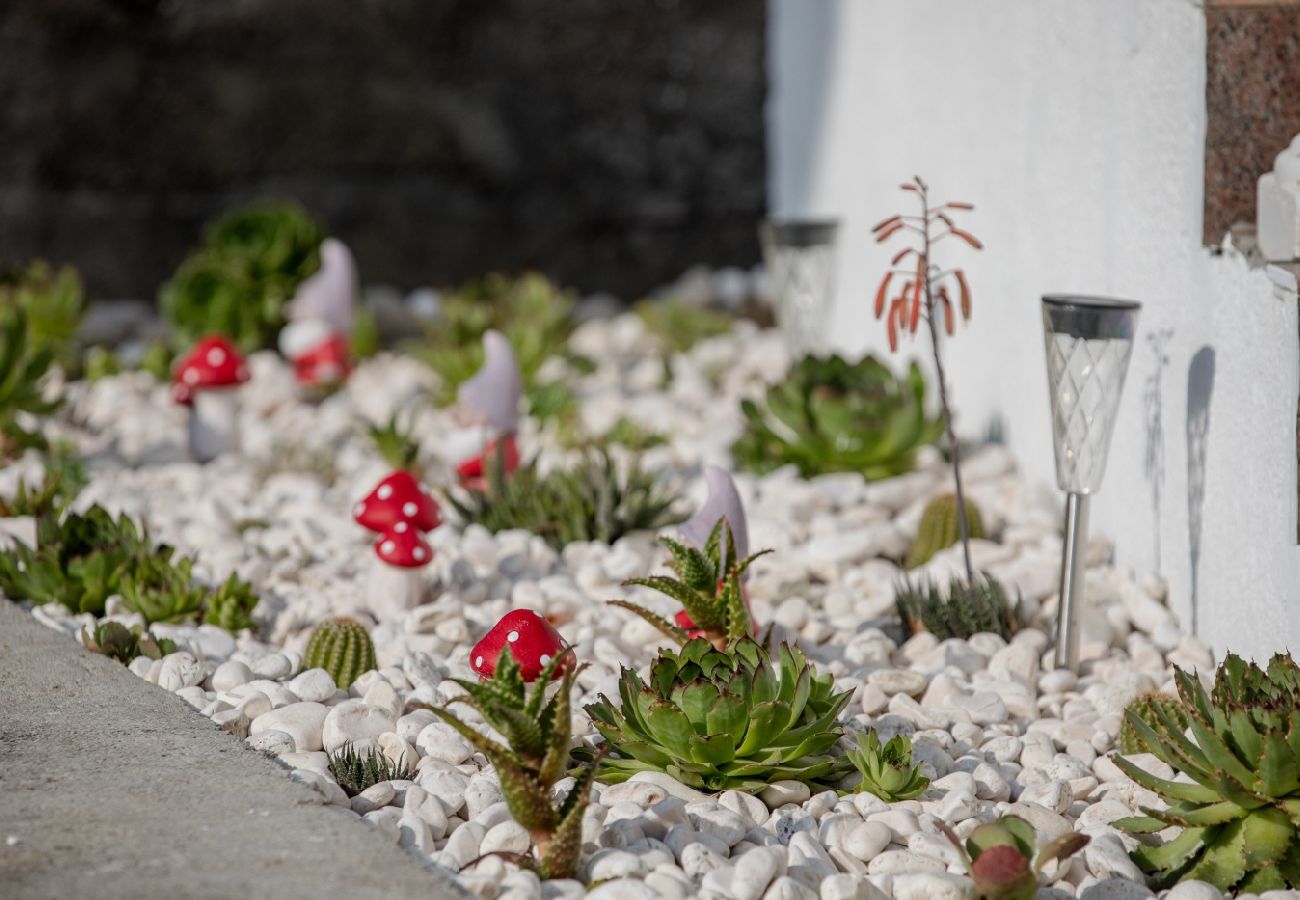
[366,557,428,621]
[187,387,242,463]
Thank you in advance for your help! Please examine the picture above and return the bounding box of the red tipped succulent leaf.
[374,526,433,569]
[970,845,1035,900]
[469,609,571,682]
[354,471,440,533]
[456,434,520,490]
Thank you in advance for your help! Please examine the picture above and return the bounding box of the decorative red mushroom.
[353,471,440,533]
[171,335,250,462]
[456,434,520,492]
[469,609,571,682]
[366,525,433,619]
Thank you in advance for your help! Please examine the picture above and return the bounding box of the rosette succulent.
[730,353,942,480]
[79,621,176,666]
[583,637,852,792]
[1114,653,1300,892]
[613,519,768,651]
[940,815,1089,900]
[846,731,929,801]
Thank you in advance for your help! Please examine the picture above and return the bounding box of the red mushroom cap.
[353,471,441,533]
[293,332,351,387]
[469,609,571,682]
[456,434,520,489]
[172,335,250,405]
[374,526,433,569]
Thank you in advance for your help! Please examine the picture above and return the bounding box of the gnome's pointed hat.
[288,238,357,334]
[679,465,749,567]
[456,330,522,434]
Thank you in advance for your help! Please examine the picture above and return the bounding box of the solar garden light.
[759,218,839,359]
[1041,295,1140,672]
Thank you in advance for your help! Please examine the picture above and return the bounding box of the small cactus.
[304,617,375,689]
[906,493,986,569]
[1117,692,1188,756]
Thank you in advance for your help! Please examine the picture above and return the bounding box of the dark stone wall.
[1204,2,1300,244]
[0,0,766,300]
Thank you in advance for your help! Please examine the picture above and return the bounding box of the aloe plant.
[582,637,851,793]
[429,647,599,879]
[1113,653,1300,892]
[0,310,61,461]
[895,573,1020,641]
[730,353,942,480]
[444,446,680,552]
[161,200,324,351]
[327,743,412,797]
[846,731,929,801]
[612,519,767,652]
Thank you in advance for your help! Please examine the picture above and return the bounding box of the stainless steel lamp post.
[1041,295,1141,672]
[759,218,839,359]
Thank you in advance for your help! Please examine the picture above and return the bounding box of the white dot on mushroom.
[402,502,417,516]
[381,541,395,554]
[377,485,393,500]
[507,631,519,642]
[207,347,226,366]
[413,547,426,561]
[540,654,551,666]
[394,521,408,533]
[475,656,483,668]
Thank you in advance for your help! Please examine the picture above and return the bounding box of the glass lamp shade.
[759,218,838,358]
[1042,295,1141,494]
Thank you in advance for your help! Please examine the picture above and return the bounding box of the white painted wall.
[768,0,1300,659]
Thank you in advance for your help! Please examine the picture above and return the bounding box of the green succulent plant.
[79,621,177,666]
[444,446,681,552]
[906,493,987,570]
[612,519,768,651]
[1113,653,1300,892]
[635,297,733,356]
[303,617,376,689]
[557,415,667,453]
[0,506,150,615]
[0,442,86,519]
[203,572,260,633]
[846,731,930,801]
[161,200,324,351]
[119,554,207,625]
[365,411,422,473]
[0,260,85,372]
[351,304,381,360]
[1118,692,1189,757]
[938,815,1089,900]
[428,647,600,879]
[583,636,851,793]
[730,354,943,480]
[417,272,579,403]
[0,309,62,461]
[327,743,412,797]
[895,573,1020,641]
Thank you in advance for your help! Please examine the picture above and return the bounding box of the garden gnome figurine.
[279,238,357,393]
[679,465,750,567]
[447,330,522,480]
[1258,133,1300,262]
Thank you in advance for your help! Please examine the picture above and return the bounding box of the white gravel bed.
[8,313,1268,900]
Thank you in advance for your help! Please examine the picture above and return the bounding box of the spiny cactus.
[1117,692,1189,756]
[612,518,768,652]
[429,646,600,880]
[906,493,986,570]
[1113,653,1300,892]
[895,573,1020,641]
[327,743,412,797]
[939,815,1089,900]
[304,617,376,689]
[846,731,930,802]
